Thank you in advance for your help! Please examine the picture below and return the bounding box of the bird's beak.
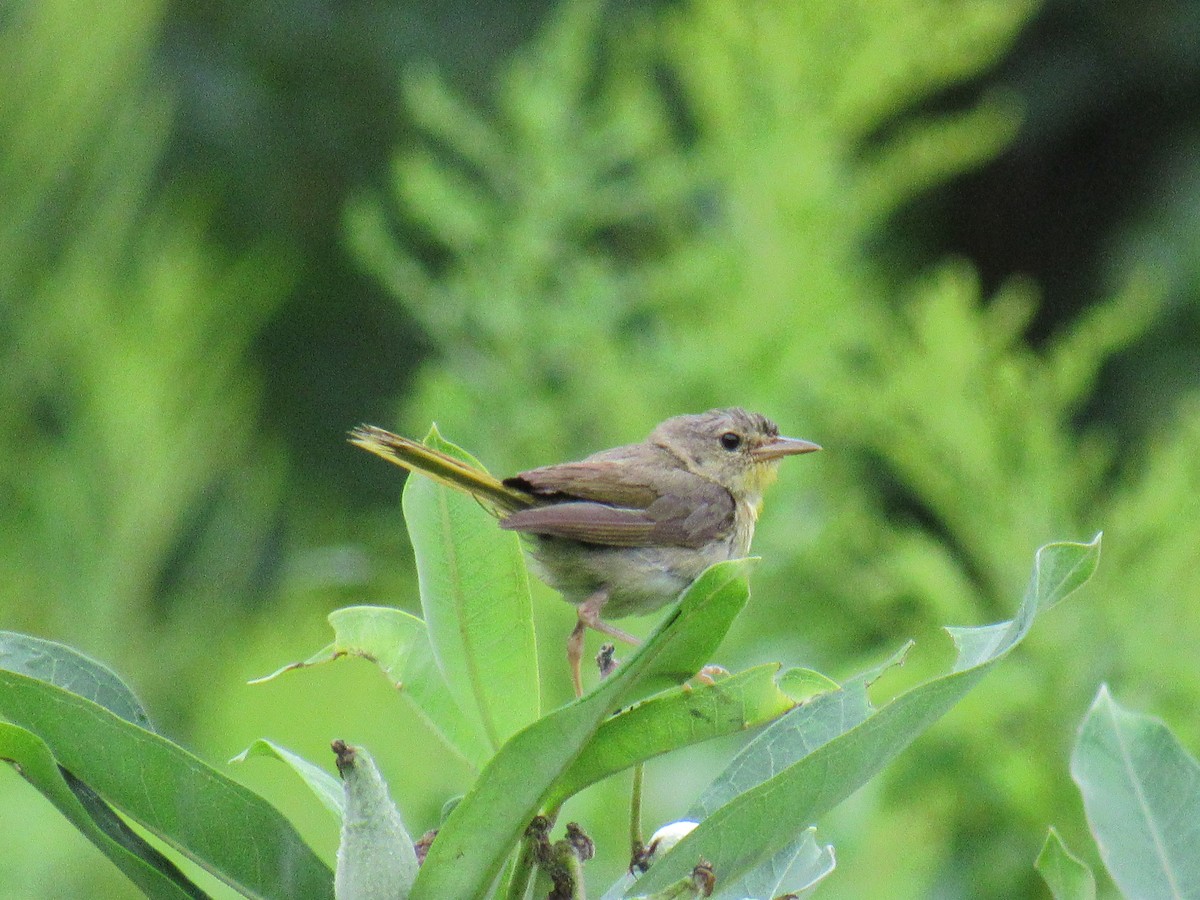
[753,435,822,461]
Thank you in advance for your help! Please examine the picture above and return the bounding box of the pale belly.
[524,509,755,619]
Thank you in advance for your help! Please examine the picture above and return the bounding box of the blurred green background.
[4,0,1200,896]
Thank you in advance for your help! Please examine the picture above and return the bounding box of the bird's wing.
[502,443,676,507]
[499,480,734,549]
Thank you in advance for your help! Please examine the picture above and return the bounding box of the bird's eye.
[720,431,742,451]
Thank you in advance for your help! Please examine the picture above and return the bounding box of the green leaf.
[232,738,344,819]
[708,826,834,900]
[606,828,836,900]
[686,642,913,816]
[0,630,151,729]
[631,537,1101,895]
[402,426,540,751]
[777,667,841,703]
[333,741,418,900]
[1035,828,1096,900]
[1070,684,1200,899]
[0,723,208,900]
[410,559,752,900]
[771,827,837,899]
[545,664,795,810]
[251,605,491,770]
[0,667,334,899]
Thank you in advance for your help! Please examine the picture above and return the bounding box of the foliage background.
[3,0,1199,896]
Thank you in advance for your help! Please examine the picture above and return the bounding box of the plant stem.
[502,813,555,900]
[630,762,645,860]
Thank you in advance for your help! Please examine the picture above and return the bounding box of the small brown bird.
[350,408,820,695]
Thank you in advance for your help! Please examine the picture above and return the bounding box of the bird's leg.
[569,588,641,697]
[567,618,588,699]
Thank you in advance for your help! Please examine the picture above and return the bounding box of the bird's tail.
[349,425,533,516]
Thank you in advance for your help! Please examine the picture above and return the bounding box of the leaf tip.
[1090,682,1113,709]
[246,666,290,686]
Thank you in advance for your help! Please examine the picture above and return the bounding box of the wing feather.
[503,443,676,508]
[499,503,658,547]
[499,480,734,549]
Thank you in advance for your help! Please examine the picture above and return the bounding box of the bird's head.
[651,407,820,504]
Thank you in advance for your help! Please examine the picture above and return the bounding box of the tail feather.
[349,425,533,515]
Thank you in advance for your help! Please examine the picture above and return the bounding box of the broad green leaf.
[402,426,539,751]
[0,630,151,729]
[717,826,834,900]
[0,668,334,899]
[410,559,752,900]
[686,641,914,816]
[777,667,841,703]
[232,738,344,819]
[334,742,419,900]
[631,537,1101,895]
[0,723,208,900]
[769,827,837,899]
[1071,685,1200,899]
[251,605,491,769]
[608,826,835,900]
[545,664,795,810]
[1035,827,1096,900]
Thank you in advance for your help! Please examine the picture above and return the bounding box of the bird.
[350,408,820,696]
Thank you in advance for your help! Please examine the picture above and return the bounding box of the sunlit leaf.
[719,826,835,900]
[232,738,344,819]
[631,537,1101,895]
[402,426,540,751]
[777,667,841,703]
[0,667,333,899]
[1035,827,1096,900]
[545,664,795,809]
[0,631,150,729]
[250,605,491,769]
[687,641,914,816]
[607,826,835,900]
[1071,685,1200,899]
[0,723,208,899]
[410,559,752,900]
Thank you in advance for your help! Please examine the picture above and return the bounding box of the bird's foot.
[689,664,730,688]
